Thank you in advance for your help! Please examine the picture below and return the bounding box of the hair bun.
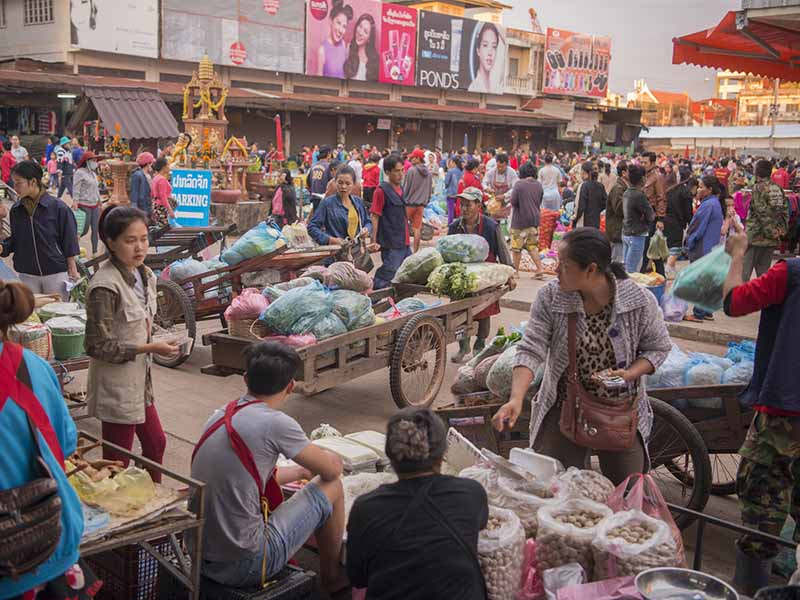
[0,281,36,337]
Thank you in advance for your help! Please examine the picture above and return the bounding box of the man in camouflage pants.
[723,231,800,595]
[742,159,788,281]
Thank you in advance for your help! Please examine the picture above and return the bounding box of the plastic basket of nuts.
[592,510,680,580]
[478,506,526,600]
[536,498,613,575]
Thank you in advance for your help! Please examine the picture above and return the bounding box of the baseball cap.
[410,148,426,160]
[456,187,483,203]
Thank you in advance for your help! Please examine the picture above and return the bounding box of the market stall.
[71,432,205,600]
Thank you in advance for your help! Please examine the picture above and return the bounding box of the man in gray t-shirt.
[188,343,347,594]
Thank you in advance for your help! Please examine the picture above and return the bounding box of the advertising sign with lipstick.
[416,11,507,95]
[542,27,611,99]
[379,4,418,86]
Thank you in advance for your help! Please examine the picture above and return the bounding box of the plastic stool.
[200,566,316,600]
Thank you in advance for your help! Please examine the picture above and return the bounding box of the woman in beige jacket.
[85,206,179,481]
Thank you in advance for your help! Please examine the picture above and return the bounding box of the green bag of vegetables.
[672,245,731,312]
[436,234,489,263]
[392,248,444,284]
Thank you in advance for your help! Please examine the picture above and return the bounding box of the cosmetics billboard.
[306,0,417,85]
[542,28,611,99]
[416,11,508,94]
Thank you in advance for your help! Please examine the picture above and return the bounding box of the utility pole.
[769,78,780,152]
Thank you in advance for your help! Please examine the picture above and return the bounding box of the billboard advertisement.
[162,0,304,73]
[542,28,611,99]
[305,0,417,85]
[70,0,158,58]
[416,11,508,94]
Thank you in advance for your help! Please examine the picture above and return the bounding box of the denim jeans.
[622,235,647,273]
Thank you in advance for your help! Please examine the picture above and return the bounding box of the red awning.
[673,11,800,82]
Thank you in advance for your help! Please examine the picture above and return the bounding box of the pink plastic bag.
[223,288,270,321]
[517,539,545,600]
[606,474,686,567]
[557,577,640,600]
[263,333,317,348]
[352,589,366,600]
[272,186,284,216]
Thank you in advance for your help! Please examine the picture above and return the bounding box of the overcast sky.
[504,0,741,99]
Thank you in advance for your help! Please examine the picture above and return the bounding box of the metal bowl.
[635,568,739,600]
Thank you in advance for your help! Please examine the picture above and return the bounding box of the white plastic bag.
[647,344,690,389]
[592,509,679,580]
[479,506,526,600]
[552,468,615,505]
[459,465,504,506]
[536,498,612,575]
[497,475,561,538]
[543,563,586,600]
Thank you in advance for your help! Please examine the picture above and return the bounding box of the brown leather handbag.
[559,313,639,451]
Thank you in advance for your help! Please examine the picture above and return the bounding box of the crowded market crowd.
[1,129,799,600]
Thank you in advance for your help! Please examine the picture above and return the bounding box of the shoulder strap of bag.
[568,313,578,382]
[0,342,64,467]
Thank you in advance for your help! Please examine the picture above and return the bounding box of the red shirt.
[714,167,730,190]
[771,168,790,190]
[0,152,15,183]
[362,163,380,189]
[458,171,484,195]
[370,185,410,246]
[724,261,795,416]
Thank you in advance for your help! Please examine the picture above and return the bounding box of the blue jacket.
[739,259,800,412]
[686,195,723,261]
[445,167,462,198]
[0,344,83,599]
[129,167,152,216]
[308,194,372,245]
[1,192,80,276]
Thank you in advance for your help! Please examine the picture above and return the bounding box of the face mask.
[88,160,97,171]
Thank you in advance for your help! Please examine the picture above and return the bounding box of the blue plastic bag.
[672,245,732,312]
[221,222,285,266]
[330,290,375,330]
[310,313,347,340]
[722,361,754,384]
[725,340,756,364]
[260,280,333,335]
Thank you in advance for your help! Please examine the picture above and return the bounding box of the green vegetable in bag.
[647,229,670,262]
[672,245,731,312]
[393,248,444,284]
[436,234,489,263]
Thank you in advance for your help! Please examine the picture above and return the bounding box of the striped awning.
[84,86,179,140]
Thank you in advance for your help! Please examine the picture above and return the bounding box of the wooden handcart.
[201,284,510,409]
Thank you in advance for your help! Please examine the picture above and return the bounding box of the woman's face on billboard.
[477,28,498,73]
[331,13,349,43]
[355,18,372,47]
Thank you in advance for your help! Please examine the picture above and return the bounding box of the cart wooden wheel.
[667,453,740,497]
[647,398,712,530]
[153,279,196,369]
[390,315,446,409]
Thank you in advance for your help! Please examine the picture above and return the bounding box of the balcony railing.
[505,75,537,95]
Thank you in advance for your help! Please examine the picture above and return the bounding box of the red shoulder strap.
[0,342,65,468]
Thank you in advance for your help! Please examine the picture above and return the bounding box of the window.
[0,0,6,28]
[24,0,54,25]
[786,104,799,113]
[509,58,519,78]
[747,103,759,114]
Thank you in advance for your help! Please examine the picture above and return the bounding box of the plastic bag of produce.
[486,345,518,400]
[169,258,207,282]
[459,465,504,506]
[324,261,372,292]
[552,468,615,505]
[45,316,85,334]
[428,263,477,300]
[474,355,501,390]
[722,360,754,384]
[467,328,522,368]
[466,263,516,292]
[377,297,441,320]
[647,345,690,389]
[672,245,731,312]
[536,498,612,575]
[688,352,733,371]
[660,293,688,323]
[450,365,484,395]
[262,277,318,302]
[684,358,724,409]
[726,340,756,364]
[437,234,490,263]
[646,230,670,262]
[310,313,347,340]
[392,247,444,284]
[281,223,316,249]
[330,290,374,330]
[607,474,686,568]
[478,507,526,600]
[221,222,285,266]
[260,280,333,335]
[497,475,561,538]
[543,563,586,600]
[592,510,679,580]
[262,333,316,348]
[224,288,269,321]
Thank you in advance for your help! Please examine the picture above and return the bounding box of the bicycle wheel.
[668,452,740,497]
[648,398,712,529]
[390,315,446,409]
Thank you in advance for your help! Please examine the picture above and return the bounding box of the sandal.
[703,315,715,322]
[682,315,703,323]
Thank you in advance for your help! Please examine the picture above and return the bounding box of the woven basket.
[228,318,269,340]
[9,324,53,360]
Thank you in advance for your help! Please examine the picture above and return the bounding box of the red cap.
[410,148,426,160]
[76,151,104,169]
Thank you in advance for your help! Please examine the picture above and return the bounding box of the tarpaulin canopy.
[83,86,179,139]
[673,11,800,82]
